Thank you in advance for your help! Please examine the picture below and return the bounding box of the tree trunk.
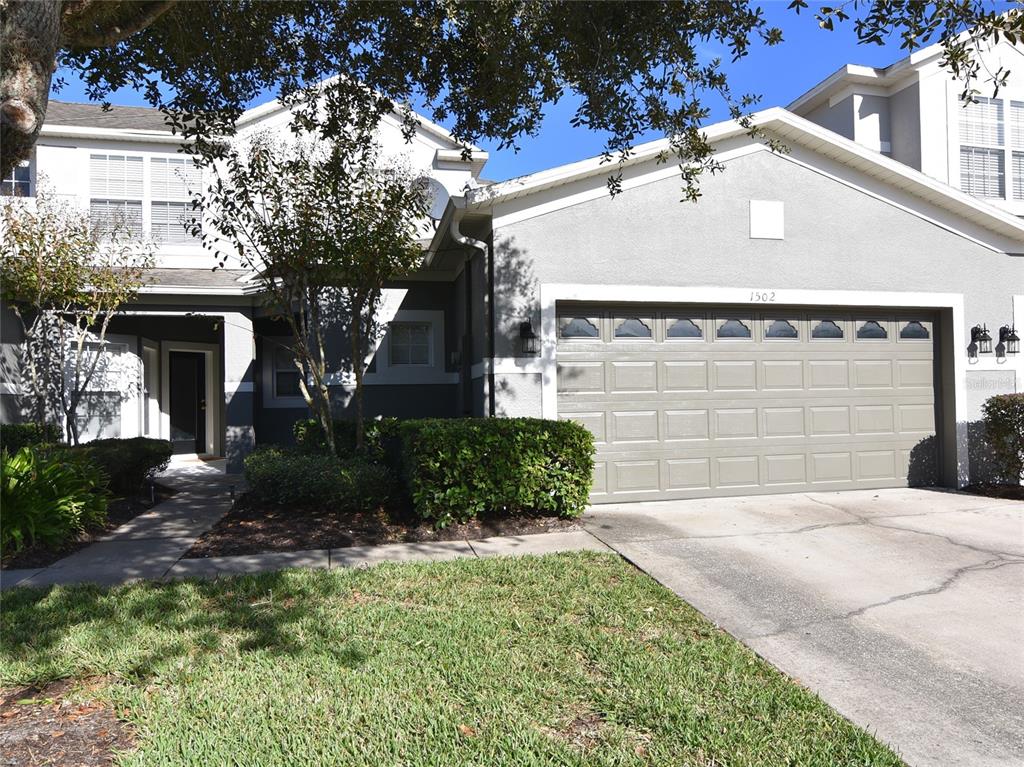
[350,304,365,453]
[0,0,61,178]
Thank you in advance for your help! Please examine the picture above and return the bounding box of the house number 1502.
[749,290,776,302]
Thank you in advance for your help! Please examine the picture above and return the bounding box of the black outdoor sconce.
[519,319,539,355]
[969,324,992,359]
[997,325,1020,358]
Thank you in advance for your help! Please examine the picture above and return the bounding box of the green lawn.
[1,552,903,766]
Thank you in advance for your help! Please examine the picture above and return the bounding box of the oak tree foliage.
[2,1,1020,196]
[0,189,153,443]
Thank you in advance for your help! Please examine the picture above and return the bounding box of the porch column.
[223,309,256,472]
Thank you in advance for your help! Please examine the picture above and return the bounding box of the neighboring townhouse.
[2,37,1022,501]
[0,98,488,468]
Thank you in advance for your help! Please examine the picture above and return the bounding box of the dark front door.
[169,351,206,455]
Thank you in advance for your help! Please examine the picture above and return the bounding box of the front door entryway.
[169,351,206,454]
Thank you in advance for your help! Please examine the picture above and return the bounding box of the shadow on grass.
[1,570,369,684]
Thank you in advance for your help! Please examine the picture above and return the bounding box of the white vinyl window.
[960,146,1005,198]
[959,97,1004,145]
[389,322,431,366]
[150,157,201,244]
[1013,152,1024,201]
[1,160,31,197]
[90,154,144,236]
[272,346,302,398]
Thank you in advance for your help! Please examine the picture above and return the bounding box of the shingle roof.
[45,100,171,132]
[143,269,251,289]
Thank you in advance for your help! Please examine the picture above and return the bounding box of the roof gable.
[468,108,1024,249]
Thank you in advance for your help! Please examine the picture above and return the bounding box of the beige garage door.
[556,305,939,503]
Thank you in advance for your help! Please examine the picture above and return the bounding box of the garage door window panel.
[613,317,653,339]
[763,318,800,340]
[898,320,931,341]
[560,317,601,340]
[811,319,847,340]
[665,317,704,341]
[856,320,890,341]
[715,318,752,340]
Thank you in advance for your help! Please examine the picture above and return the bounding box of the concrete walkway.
[584,488,1024,767]
[2,460,240,589]
[1,459,610,590]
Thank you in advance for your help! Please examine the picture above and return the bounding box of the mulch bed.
[185,495,580,558]
[960,483,1024,501]
[1,484,176,571]
[0,679,135,767]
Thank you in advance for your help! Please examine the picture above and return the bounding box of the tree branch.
[61,0,178,49]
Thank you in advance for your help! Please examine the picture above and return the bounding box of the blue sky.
[52,2,936,181]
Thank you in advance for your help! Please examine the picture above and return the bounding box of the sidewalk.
[2,459,239,590]
[1,460,610,590]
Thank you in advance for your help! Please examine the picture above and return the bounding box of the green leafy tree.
[0,187,153,443]
[3,1,1020,194]
[197,103,427,453]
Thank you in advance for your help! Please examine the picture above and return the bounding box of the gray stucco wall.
[805,95,854,140]
[491,146,1023,483]
[890,82,923,170]
[494,148,1021,349]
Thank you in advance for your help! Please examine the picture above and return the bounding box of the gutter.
[449,198,492,415]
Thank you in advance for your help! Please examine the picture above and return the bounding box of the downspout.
[449,199,489,415]
[486,234,496,417]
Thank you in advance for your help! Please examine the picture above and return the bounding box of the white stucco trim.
[539,282,969,484]
[471,357,546,379]
[160,341,219,456]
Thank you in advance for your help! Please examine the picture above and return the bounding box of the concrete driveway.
[583,488,1024,767]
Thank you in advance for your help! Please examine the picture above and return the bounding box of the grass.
[0,552,903,766]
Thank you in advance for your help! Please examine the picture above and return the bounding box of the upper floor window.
[151,157,201,245]
[957,97,1024,201]
[90,153,143,236]
[1,160,31,197]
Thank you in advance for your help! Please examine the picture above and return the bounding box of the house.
[2,38,1022,503]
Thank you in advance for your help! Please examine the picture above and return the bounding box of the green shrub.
[73,437,172,495]
[244,446,392,511]
[1,446,109,554]
[982,393,1024,483]
[0,422,61,453]
[396,418,594,527]
[293,417,398,460]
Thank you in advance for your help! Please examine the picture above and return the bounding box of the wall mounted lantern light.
[998,325,1020,357]
[519,320,539,355]
[970,325,992,358]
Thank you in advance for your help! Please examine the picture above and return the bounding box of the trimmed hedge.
[72,437,172,495]
[982,393,1024,483]
[1,422,61,453]
[396,418,594,527]
[293,417,395,460]
[244,446,392,511]
[1,445,109,554]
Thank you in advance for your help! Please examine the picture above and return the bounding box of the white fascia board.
[476,107,1024,245]
[136,285,247,296]
[38,124,185,144]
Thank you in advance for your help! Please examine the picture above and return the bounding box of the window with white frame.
[955,96,1024,200]
[389,322,431,366]
[89,153,143,236]
[1011,101,1024,200]
[273,346,303,398]
[1,160,31,197]
[150,157,202,244]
